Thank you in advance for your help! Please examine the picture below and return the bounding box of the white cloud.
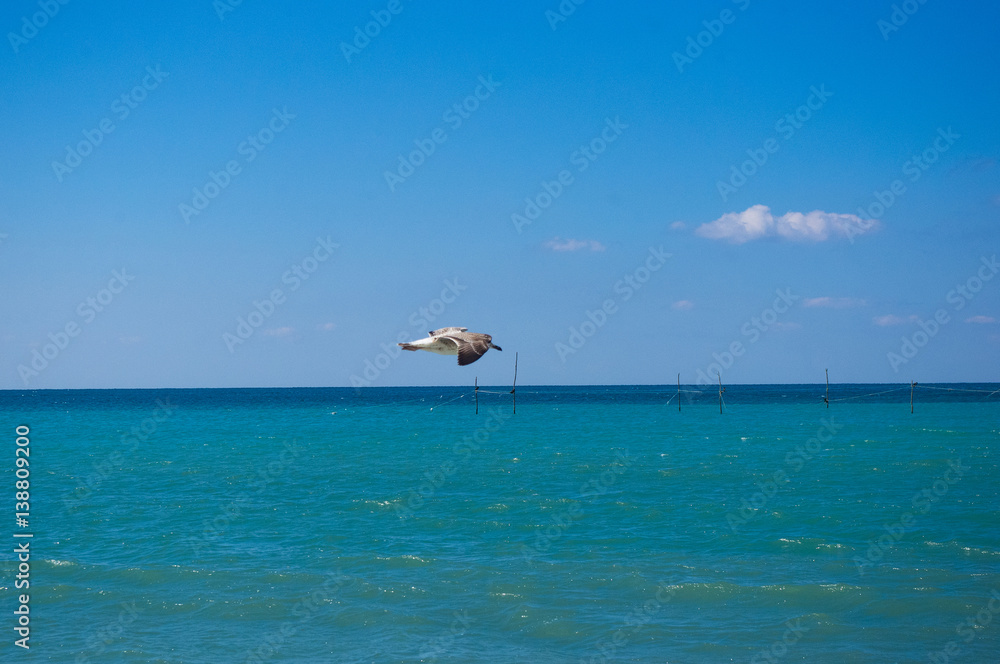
[669,221,686,231]
[318,322,337,331]
[672,300,694,310]
[803,297,867,308]
[873,314,918,327]
[263,327,295,337]
[543,237,606,252]
[695,204,875,244]
[965,315,997,324]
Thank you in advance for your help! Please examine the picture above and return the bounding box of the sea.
[2,384,998,663]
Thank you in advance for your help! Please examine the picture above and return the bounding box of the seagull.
[398,327,502,366]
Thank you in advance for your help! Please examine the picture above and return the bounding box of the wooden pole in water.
[825,368,830,408]
[510,352,518,415]
[475,376,479,414]
[910,380,916,413]
[717,371,724,414]
[677,373,681,413]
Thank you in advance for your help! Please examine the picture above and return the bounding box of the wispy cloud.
[672,300,694,310]
[543,237,606,252]
[669,221,686,231]
[263,327,295,337]
[949,156,996,175]
[965,315,997,324]
[873,314,918,326]
[318,322,337,331]
[803,296,867,308]
[696,204,874,244]
[969,157,996,172]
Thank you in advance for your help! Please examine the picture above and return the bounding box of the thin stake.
[510,352,518,415]
[910,380,916,414]
[717,371,724,414]
[677,373,681,413]
[475,376,479,414]
[825,368,830,408]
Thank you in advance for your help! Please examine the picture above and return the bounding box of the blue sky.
[1,0,998,388]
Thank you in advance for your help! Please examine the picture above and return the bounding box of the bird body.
[399,327,502,366]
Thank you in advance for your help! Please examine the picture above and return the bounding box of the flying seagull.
[398,327,502,366]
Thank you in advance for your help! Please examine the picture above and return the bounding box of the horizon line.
[2,380,998,392]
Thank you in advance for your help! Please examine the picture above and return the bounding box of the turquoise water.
[2,385,999,663]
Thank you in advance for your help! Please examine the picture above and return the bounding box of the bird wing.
[429,327,467,336]
[451,337,490,366]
